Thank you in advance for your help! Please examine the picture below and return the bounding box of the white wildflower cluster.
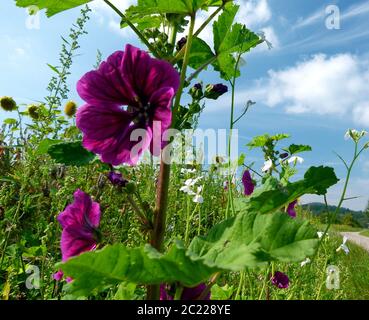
[344,129,367,142]
[180,176,204,204]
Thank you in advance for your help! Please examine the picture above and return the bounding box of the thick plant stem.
[147,160,171,299]
[151,161,171,251]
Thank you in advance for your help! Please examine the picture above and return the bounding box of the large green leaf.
[58,241,218,296]
[15,0,92,17]
[234,166,339,215]
[188,37,215,69]
[59,210,319,295]
[247,133,290,149]
[128,0,218,15]
[283,144,312,155]
[212,4,262,79]
[47,141,95,166]
[188,211,318,270]
[36,138,62,155]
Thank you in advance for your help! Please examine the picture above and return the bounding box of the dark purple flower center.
[128,102,153,127]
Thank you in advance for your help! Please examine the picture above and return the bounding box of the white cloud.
[90,0,136,38]
[236,0,271,28]
[247,53,369,127]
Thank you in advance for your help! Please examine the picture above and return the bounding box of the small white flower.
[336,236,350,254]
[345,129,367,142]
[180,168,197,174]
[300,258,311,267]
[317,231,325,239]
[180,179,196,194]
[193,186,204,203]
[261,158,273,172]
[287,156,304,165]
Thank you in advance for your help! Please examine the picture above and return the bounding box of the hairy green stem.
[172,13,196,122]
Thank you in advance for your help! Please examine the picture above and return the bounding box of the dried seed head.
[27,104,40,120]
[0,96,17,111]
[64,101,77,117]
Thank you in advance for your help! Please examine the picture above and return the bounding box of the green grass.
[327,224,363,232]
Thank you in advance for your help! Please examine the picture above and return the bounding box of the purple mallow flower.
[205,84,228,100]
[271,271,289,289]
[76,44,180,166]
[53,189,101,281]
[107,171,128,187]
[242,170,254,196]
[160,283,211,300]
[286,200,297,218]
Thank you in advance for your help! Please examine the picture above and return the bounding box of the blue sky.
[1,0,369,210]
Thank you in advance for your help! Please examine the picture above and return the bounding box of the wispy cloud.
[237,53,369,127]
[294,1,369,29]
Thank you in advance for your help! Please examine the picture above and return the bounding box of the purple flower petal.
[77,51,136,106]
[242,170,254,196]
[76,44,180,166]
[159,283,210,300]
[271,271,289,289]
[55,190,101,280]
[122,44,180,100]
[53,270,64,281]
[286,200,297,218]
[181,283,210,300]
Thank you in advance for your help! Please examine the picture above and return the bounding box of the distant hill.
[302,202,369,228]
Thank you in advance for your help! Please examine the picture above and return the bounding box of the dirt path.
[340,232,369,252]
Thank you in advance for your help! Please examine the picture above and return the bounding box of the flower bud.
[0,96,17,111]
[204,84,228,100]
[107,171,128,187]
[64,101,77,117]
[176,37,187,51]
[189,83,203,100]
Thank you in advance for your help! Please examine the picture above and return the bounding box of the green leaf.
[120,15,162,30]
[211,284,234,300]
[58,241,218,296]
[283,144,312,155]
[247,133,290,149]
[46,63,60,74]
[15,0,92,17]
[60,207,319,296]
[113,282,137,300]
[234,166,339,215]
[128,0,217,15]
[3,118,17,125]
[36,138,62,155]
[188,37,215,70]
[188,210,318,270]
[212,4,262,79]
[47,141,95,166]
